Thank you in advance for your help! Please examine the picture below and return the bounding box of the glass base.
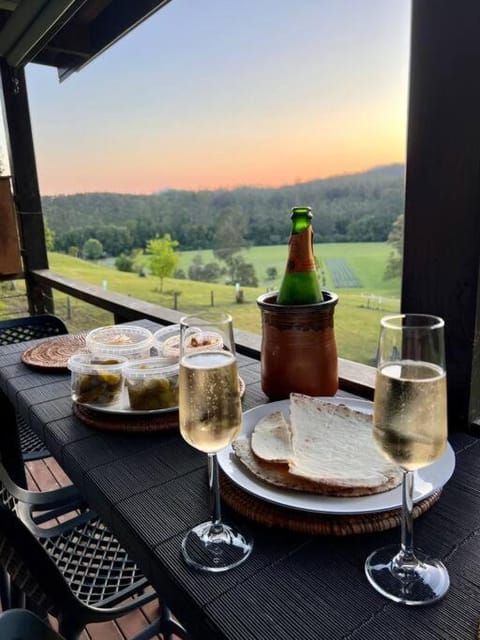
[365,544,450,605]
[181,521,253,573]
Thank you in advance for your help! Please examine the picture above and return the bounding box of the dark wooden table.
[0,320,479,640]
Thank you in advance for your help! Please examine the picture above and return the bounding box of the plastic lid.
[154,324,224,358]
[67,352,128,374]
[86,325,153,357]
[153,325,183,359]
[123,357,179,380]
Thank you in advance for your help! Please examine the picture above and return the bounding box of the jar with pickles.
[124,358,179,411]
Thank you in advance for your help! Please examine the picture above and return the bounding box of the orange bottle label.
[286,227,316,273]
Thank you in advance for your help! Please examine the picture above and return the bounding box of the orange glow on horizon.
[37,116,406,195]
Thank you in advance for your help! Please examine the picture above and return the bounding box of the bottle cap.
[291,206,312,218]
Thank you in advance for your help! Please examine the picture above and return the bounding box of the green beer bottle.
[277,206,323,305]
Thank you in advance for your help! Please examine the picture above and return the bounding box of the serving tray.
[73,402,179,433]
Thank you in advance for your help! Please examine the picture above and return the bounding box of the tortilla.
[250,411,292,463]
[287,394,401,493]
[232,395,402,497]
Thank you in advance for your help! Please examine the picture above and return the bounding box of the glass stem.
[400,470,415,560]
[392,469,417,579]
[208,453,222,529]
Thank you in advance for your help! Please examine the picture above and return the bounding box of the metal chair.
[0,463,188,640]
[0,314,68,462]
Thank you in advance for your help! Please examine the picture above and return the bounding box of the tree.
[266,266,278,281]
[188,253,222,283]
[146,234,179,292]
[212,207,248,263]
[115,253,134,272]
[82,238,103,260]
[383,214,403,280]
[44,219,55,251]
[187,253,205,281]
[225,254,258,287]
[203,262,222,282]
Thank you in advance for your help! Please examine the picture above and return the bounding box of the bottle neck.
[291,210,313,235]
[286,226,316,273]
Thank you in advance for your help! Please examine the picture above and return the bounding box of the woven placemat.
[73,402,179,433]
[22,334,86,370]
[220,473,442,536]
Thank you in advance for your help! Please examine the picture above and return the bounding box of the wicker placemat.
[73,402,179,433]
[22,334,86,370]
[220,473,442,536]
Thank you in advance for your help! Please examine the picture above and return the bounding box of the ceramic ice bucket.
[256,290,339,400]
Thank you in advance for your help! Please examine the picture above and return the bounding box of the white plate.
[80,387,177,416]
[218,397,456,515]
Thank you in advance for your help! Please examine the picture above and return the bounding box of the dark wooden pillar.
[402,1,480,430]
[0,59,53,314]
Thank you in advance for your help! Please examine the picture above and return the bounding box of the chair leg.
[9,581,25,609]
[0,568,10,610]
[131,601,189,640]
[57,617,84,640]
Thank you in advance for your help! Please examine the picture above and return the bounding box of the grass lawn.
[43,243,400,364]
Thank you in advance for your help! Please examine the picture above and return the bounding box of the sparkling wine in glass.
[365,314,450,605]
[178,311,253,572]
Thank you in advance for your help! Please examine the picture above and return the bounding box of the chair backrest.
[0,315,68,345]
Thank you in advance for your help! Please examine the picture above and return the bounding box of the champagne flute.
[365,314,450,605]
[178,311,253,572]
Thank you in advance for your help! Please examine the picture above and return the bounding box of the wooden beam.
[402,1,480,429]
[0,59,53,314]
[0,176,22,276]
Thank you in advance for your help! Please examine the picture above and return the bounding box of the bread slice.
[288,394,401,493]
[232,395,401,497]
[232,438,395,496]
[250,411,292,463]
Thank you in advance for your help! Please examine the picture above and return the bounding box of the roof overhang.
[0,0,172,81]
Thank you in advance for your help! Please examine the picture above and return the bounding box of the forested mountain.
[43,164,404,255]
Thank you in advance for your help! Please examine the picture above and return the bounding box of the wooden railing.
[32,268,375,398]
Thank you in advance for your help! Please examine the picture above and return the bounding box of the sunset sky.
[1,0,411,195]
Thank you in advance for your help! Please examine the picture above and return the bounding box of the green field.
[5,243,400,365]
[177,242,400,296]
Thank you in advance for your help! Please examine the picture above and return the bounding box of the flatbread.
[250,411,292,463]
[232,438,391,497]
[287,394,401,493]
[232,395,402,497]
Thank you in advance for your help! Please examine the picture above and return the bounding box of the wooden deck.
[24,456,173,640]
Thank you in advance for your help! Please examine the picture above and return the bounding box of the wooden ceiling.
[0,0,172,81]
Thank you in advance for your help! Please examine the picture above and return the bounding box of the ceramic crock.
[256,290,339,400]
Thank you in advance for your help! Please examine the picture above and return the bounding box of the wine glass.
[178,311,253,572]
[365,314,450,605]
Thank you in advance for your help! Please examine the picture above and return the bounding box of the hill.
[43,164,405,254]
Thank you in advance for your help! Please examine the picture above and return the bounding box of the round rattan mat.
[22,334,86,370]
[73,402,179,433]
[220,473,442,536]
